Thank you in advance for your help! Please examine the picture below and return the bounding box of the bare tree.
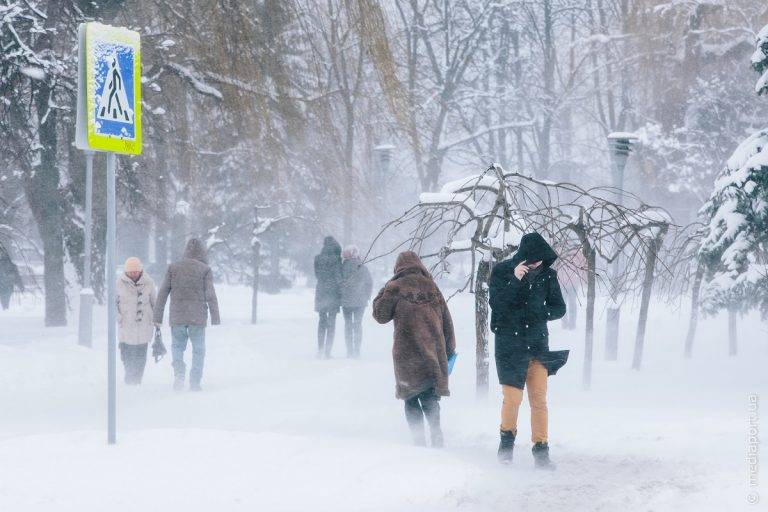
[367,164,672,392]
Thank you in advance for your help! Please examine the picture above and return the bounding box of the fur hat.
[124,257,143,273]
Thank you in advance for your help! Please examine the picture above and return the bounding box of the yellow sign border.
[85,23,142,155]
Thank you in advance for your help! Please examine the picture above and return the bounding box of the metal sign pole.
[78,150,95,347]
[76,22,141,445]
[106,152,117,445]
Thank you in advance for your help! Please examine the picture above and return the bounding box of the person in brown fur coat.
[373,251,456,447]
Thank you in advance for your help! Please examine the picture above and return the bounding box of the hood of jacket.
[393,251,432,279]
[511,232,558,269]
[321,236,342,257]
[184,238,208,264]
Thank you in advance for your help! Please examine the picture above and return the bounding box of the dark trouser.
[317,310,337,356]
[119,342,148,385]
[404,388,442,446]
[342,306,365,358]
[171,325,206,385]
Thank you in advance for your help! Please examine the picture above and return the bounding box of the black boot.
[497,430,516,464]
[532,442,555,470]
[404,397,427,447]
[421,394,443,448]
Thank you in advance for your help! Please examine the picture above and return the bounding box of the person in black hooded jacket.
[314,236,343,358]
[489,232,568,468]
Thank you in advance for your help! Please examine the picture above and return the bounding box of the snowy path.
[0,286,764,511]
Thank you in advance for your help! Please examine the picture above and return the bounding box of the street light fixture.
[605,132,638,361]
[373,143,395,202]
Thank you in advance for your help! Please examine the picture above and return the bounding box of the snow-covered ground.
[0,285,765,511]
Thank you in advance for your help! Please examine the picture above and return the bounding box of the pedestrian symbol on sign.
[97,55,133,124]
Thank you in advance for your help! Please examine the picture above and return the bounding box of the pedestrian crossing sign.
[76,23,142,155]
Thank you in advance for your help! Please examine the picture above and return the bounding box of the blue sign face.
[93,41,136,140]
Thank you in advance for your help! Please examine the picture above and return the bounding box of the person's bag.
[447,352,458,375]
[151,327,167,363]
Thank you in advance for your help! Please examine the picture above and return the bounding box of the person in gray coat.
[154,238,220,391]
[340,245,373,358]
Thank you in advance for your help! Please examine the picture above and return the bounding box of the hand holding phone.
[514,260,529,281]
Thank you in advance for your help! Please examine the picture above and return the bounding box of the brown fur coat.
[372,251,456,400]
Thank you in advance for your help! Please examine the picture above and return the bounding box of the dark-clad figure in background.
[314,236,342,359]
[340,245,373,359]
[154,239,220,392]
[489,232,568,469]
[373,251,456,448]
[0,247,24,310]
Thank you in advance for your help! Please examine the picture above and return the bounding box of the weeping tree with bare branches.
[652,223,707,358]
[366,164,672,393]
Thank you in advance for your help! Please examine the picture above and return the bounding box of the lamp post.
[373,143,395,201]
[605,132,637,361]
[78,150,95,347]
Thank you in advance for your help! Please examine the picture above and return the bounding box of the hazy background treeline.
[1,0,767,325]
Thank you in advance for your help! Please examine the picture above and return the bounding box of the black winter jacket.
[314,237,342,313]
[489,233,568,388]
[489,253,566,338]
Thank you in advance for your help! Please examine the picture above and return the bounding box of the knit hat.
[124,257,143,273]
[342,245,359,260]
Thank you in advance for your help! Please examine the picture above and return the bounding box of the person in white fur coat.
[116,257,156,385]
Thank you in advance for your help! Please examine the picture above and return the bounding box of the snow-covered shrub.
[753,24,768,96]
[700,24,768,318]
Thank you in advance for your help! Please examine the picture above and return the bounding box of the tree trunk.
[538,0,555,179]
[171,91,193,259]
[632,230,666,370]
[683,264,703,358]
[728,307,738,356]
[153,139,170,274]
[23,1,66,326]
[251,240,261,325]
[561,287,577,330]
[583,245,596,390]
[475,259,491,398]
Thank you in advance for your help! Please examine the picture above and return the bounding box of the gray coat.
[340,257,373,308]
[154,239,221,326]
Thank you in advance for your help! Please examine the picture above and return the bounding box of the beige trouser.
[501,359,548,443]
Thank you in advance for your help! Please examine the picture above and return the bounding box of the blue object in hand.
[447,353,458,375]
